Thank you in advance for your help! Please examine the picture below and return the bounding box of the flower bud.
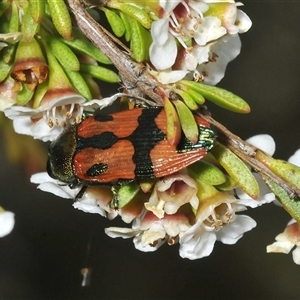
[11,38,48,86]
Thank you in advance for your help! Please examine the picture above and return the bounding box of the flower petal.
[133,234,165,252]
[0,211,15,238]
[236,9,252,33]
[216,215,256,244]
[266,241,294,254]
[180,230,216,260]
[105,227,140,239]
[246,134,276,156]
[288,149,300,167]
[73,197,106,216]
[196,35,241,85]
[149,36,177,70]
[292,247,300,265]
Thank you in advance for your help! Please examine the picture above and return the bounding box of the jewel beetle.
[47,107,216,190]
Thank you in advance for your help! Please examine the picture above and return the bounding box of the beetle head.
[47,125,77,184]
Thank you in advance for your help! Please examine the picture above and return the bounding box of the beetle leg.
[111,179,135,209]
[111,186,119,210]
[75,186,88,201]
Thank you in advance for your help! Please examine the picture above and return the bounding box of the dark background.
[1,2,300,299]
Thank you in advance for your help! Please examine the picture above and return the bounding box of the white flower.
[246,134,276,156]
[179,192,256,259]
[150,18,177,70]
[266,147,300,265]
[267,220,300,265]
[31,170,145,222]
[105,210,191,252]
[145,172,199,218]
[4,93,124,142]
[288,149,300,166]
[192,34,241,84]
[30,172,116,219]
[0,77,18,111]
[149,0,252,85]
[4,94,85,141]
[0,209,15,238]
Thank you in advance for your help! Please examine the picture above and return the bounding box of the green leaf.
[0,0,10,18]
[80,64,120,83]
[262,174,300,222]
[22,3,39,42]
[130,18,151,62]
[102,8,125,37]
[175,89,199,111]
[16,83,34,105]
[60,28,111,65]
[179,80,250,113]
[47,0,72,40]
[0,58,12,82]
[211,142,260,199]
[108,2,152,29]
[172,99,199,144]
[216,175,237,191]
[188,160,227,186]
[29,0,45,23]
[117,182,140,208]
[63,69,92,100]
[255,150,300,191]
[164,97,181,146]
[48,37,80,71]
[119,11,132,41]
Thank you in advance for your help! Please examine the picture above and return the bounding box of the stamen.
[209,52,219,62]
[193,71,205,82]
[169,28,188,49]
[167,235,178,245]
[47,117,53,128]
[188,30,195,37]
[51,106,56,120]
[204,203,234,231]
[45,109,50,122]
[170,12,180,28]
[75,114,82,124]
[181,0,191,15]
[66,103,75,119]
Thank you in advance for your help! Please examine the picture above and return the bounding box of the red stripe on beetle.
[77,110,141,139]
[150,139,208,178]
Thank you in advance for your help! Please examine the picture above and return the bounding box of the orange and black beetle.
[47,107,216,189]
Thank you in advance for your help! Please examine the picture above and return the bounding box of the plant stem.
[66,0,164,105]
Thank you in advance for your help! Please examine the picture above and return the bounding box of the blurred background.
[1,2,300,299]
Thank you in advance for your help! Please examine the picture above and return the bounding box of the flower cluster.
[2,0,300,266]
[267,149,300,265]
[149,0,252,84]
[0,2,119,141]
[31,135,277,259]
[0,0,252,143]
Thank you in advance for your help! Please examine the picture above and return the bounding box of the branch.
[201,112,300,198]
[66,0,164,105]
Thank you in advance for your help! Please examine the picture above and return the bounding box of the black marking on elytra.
[86,163,108,177]
[77,131,119,150]
[94,114,114,122]
[128,107,166,179]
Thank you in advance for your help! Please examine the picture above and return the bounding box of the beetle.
[47,107,216,191]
